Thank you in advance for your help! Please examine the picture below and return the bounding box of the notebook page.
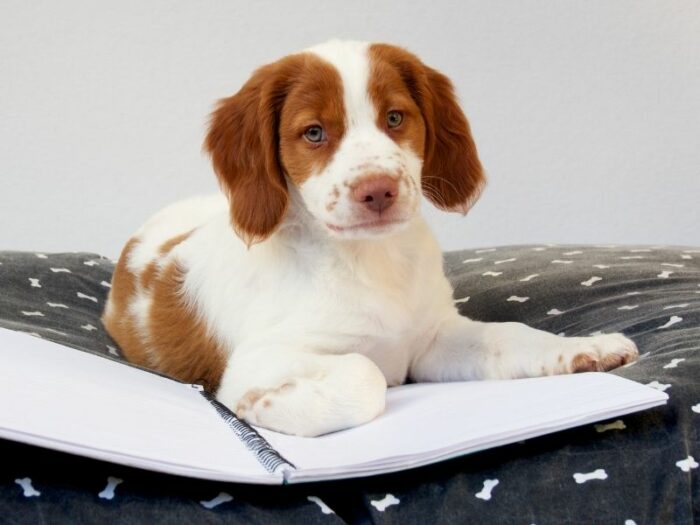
[258,373,667,482]
[0,328,279,484]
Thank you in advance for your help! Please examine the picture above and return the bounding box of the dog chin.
[324,217,411,239]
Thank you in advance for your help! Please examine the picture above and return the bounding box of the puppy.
[103,40,638,437]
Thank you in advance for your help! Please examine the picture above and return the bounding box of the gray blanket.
[0,245,698,524]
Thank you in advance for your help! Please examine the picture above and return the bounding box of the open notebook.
[0,327,667,484]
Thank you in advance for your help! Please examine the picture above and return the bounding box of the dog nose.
[352,175,399,213]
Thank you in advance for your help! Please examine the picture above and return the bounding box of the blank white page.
[259,373,667,482]
[0,328,277,484]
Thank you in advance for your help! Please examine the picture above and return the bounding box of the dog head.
[205,40,485,245]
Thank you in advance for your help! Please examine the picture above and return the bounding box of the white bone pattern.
[581,276,602,287]
[98,476,123,500]
[200,492,233,509]
[475,479,499,500]
[658,316,682,329]
[663,358,685,369]
[77,292,98,303]
[370,494,400,511]
[46,302,69,308]
[573,469,607,484]
[307,496,335,514]
[507,296,529,303]
[15,478,40,497]
[675,456,698,472]
[29,278,41,288]
[646,381,671,392]
[594,420,626,433]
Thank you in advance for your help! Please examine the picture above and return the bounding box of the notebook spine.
[193,386,296,474]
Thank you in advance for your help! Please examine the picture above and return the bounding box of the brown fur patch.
[102,238,144,365]
[368,44,486,213]
[600,352,626,371]
[571,353,600,373]
[278,55,345,184]
[205,53,344,246]
[141,231,193,290]
[104,231,225,392]
[140,261,159,291]
[236,388,266,416]
[367,51,426,158]
[235,382,296,416]
[147,261,226,392]
[103,237,138,325]
[159,231,192,255]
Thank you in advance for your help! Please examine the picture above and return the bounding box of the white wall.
[1,0,698,258]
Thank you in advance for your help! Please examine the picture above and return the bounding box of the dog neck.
[270,183,430,288]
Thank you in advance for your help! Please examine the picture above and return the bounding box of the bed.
[1,244,698,524]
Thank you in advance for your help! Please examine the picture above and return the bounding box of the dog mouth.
[325,218,407,233]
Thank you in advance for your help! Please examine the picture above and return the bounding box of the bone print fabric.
[0,246,698,524]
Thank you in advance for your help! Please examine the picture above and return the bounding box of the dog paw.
[568,333,638,372]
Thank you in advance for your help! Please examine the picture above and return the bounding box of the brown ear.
[419,65,486,213]
[205,59,295,245]
[371,44,486,213]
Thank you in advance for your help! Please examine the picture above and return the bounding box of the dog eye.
[303,125,325,143]
[387,111,403,129]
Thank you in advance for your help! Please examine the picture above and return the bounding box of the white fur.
[301,40,421,239]
[113,41,638,437]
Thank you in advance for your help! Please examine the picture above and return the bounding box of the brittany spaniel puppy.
[103,40,638,437]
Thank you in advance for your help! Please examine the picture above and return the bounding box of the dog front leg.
[216,347,387,437]
[410,314,638,382]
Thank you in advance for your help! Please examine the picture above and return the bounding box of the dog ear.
[371,45,486,213]
[205,58,299,246]
[419,65,486,213]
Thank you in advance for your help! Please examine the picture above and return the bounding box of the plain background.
[1,0,698,258]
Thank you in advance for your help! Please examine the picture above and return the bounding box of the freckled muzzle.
[323,170,418,238]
